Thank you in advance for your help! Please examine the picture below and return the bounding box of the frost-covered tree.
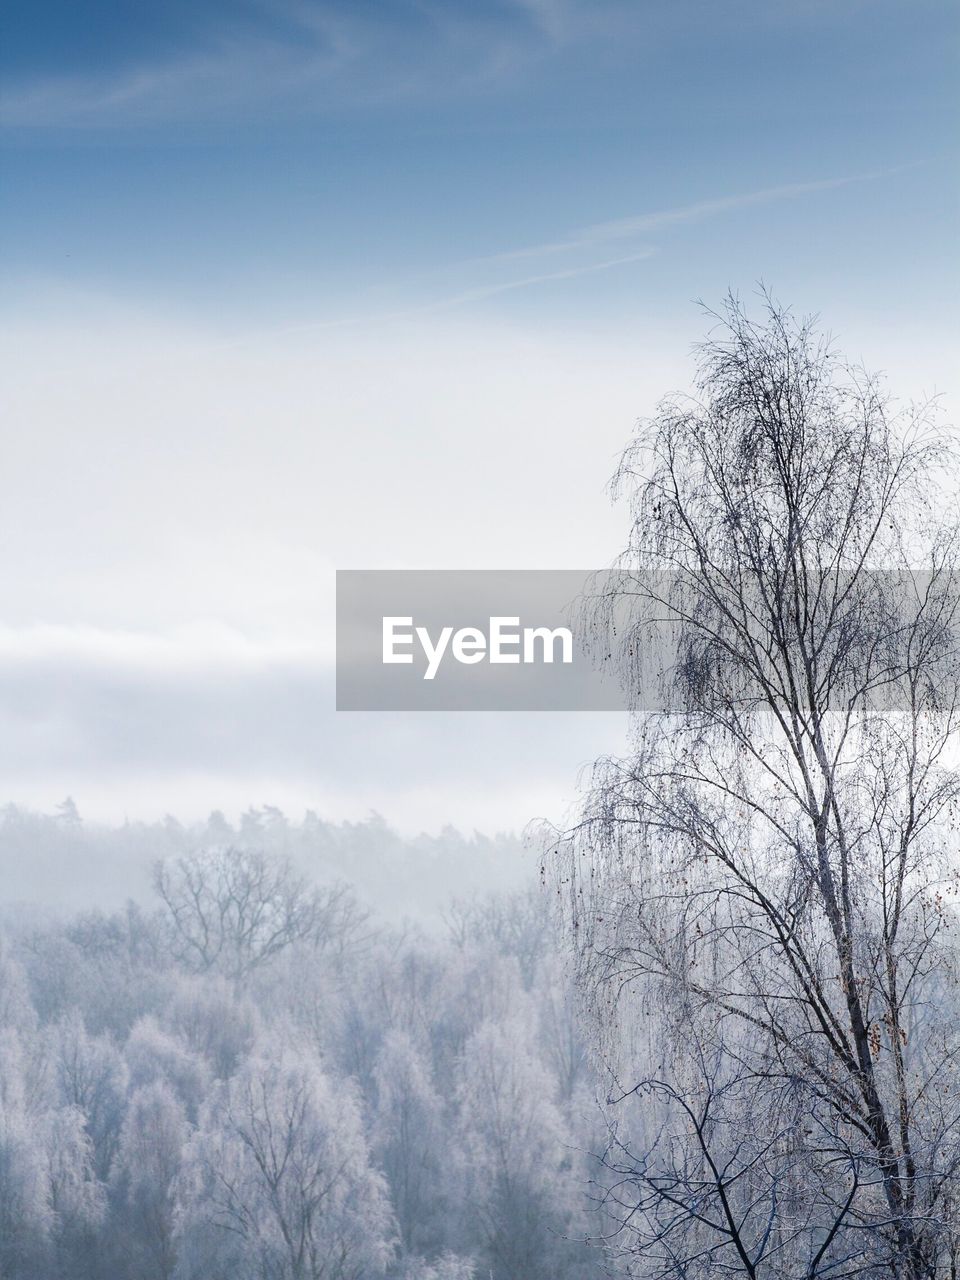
[45,1104,105,1278]
[174,1044,395,1280]
[0,942,37,1034]
[163,975,260,1079]
[562,294,960,1277]
[457,1016,591,1280]
[154,848,361,981]
[111,1082,188,1280]
[0,1097,52,1277]
[125,1016,209,1121]
[373,1029,445,1257]
[51,1010,129,1180]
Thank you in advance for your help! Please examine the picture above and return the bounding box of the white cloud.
[0,622,330,670]
[0,303,687,634]
[1,292,953,827]
[0,300,660,826]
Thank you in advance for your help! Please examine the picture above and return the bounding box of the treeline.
[0,804,530,921]
[0,845,603,1279]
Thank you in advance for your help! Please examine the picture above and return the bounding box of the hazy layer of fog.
[0,804,539,925]
[2,306,952,832]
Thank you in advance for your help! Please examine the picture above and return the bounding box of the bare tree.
[560,294,960,1278]
[153,848,365,982]
[173,1045,395,1280]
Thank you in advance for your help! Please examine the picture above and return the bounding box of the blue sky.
[1,0,958,829]
[3,0,957,322]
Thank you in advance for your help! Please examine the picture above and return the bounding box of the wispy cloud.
[1,39,367,129]
[412,248,658,312]
[326,171,891,327]
[0,1,557,129]
[259,249,657,339]
[475,170,899,266]
[224,169,890,337]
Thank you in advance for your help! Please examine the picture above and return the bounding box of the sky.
[1,0,958,832]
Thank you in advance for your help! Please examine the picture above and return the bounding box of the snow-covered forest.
[0,808,603,1280]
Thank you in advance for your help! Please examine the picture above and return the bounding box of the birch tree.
[562,294,960,1278]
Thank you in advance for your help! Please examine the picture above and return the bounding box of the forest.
[0,808,604,1280]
